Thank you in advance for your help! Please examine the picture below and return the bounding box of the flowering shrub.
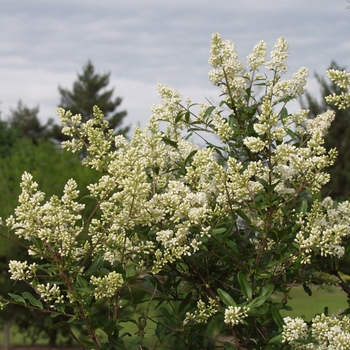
[2,33,350,349]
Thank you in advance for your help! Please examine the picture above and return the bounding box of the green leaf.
[175,111,183,123]
[299,199,308,214]
[237,272,252,300]
[236,209,251,224]
[79,339,97,349]
[217,288,236,307]
[203,105,216,119]
[54,303,65,314]
[85,255,103,276]
[184,150,197,165]
[8,293,26,305]
[302,283,312,296]
[260,284,274,298]
[127,336,144,349]
[155,322,167,341]
[271,305,284,329]
[22,292,43,309]
[162,136,178,149]
[159,307,178,326]
[178,292,192,314]
[49,321,68,330]
[280,107,289,122]
[76,274,88,288]
[269,334,283,344]
[247,295,269,309]
[211,227,227,235]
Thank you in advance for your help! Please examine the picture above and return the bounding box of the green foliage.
[8,100,48,141]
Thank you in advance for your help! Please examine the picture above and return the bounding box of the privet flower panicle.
[208,33,246,103]
[90,271,123,299]
[36,283,64,304]
[247,40,267,71]
[265,36,289,74]
[326,69,350,109]
[9,260,30,281]
[282,316,308,345]
[224,305,250,326]
[183,298,218,325]
[295,198,350,263]
[283,314,350,349]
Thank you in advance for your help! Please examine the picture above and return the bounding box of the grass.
[280,285,348,321]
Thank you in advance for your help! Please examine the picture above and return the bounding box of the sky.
[1,0,350,132]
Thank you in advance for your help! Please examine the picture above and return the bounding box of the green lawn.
[280,285,348,321]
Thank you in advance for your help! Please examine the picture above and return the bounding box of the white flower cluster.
[265,37,289,74]
[208,33,245,103]
[326,69,350,109]
[0,301,7,310]
[60,106,115,171]
[9,172,85,261]
[183,298,218,325]
[90,271,123,299]
[247,40,267,71]
[224,305,250,326]
[212,113,234,143]
[295,198,350,264]
[282,316,308,347]
[283,314,350,349]
[8,260,36,281]
[36,283,64,304]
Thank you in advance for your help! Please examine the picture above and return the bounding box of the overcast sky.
[1,0,349,131]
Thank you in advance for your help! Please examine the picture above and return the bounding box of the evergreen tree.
[8,100,47,141]
[58,60,129,136]
[301,61,350,199]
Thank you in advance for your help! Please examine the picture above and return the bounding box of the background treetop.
[58,60,129,136]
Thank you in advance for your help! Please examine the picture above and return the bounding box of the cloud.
[0,0,349,129]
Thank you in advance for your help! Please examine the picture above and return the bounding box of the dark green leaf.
[85,255,103,276]
[8,293,26,305]
[211,227,227,235]
[271,305,284,329]
[155,322,168,341]
[22,291,43,309]
[78,339,96,349]
[76,274,88,288]
[247,295,269,309]
[217,288,236,307]
[302,283,312,296]
[49,321,68,330]
[269,334,283,343]
[236,209,251,224]
[203,105,216,119]
[127,336,144,349]
[162,136,178,149]
[237,272,252,300]
[260,284,274,298]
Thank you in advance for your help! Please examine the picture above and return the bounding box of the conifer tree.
[58,60,129,135]
[8,100,47,141]
[301,61,350,199]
